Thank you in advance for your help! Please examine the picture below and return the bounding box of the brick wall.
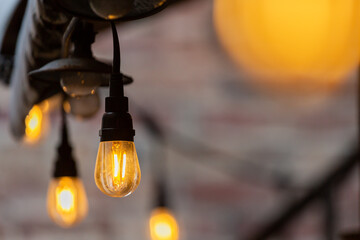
[0,0,358,239]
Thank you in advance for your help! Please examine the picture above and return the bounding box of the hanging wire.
[62,17,80,58]
[57,95,73,156]
[110,21,121,74]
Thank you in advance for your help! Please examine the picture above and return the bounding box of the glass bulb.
[149,208,179,240]
[63,93,100,119]
[47,177,88,228]
[60,72,102,98]
[25,105,43,143]
[214,0,360,95]
[94,141,141,197]
[89,0,134,20]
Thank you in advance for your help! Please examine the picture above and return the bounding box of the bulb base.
[53,145,78,178]
[100,96,135,142]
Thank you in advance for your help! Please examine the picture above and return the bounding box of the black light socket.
[53,106,78,178]
[155,181,168,208]
[53,144,78,178]
[99,74,135,142]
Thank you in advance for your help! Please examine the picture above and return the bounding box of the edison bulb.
[60,72,102,97]
[47,177,88,228]
[25,105,43,143]
[150,208,179,240]
[95,141,141,197]
[89,0,134,20]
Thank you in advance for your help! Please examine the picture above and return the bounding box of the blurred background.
[0,0,359,239]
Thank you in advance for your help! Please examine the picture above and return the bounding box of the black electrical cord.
[62,17,80,58]
[111,21,121,74]
[53,100,77,178]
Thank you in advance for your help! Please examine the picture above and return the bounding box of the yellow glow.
[47,177,88,228]
[63,101,71,114]
[25,105,43,143]
[94,141,141,198]
[42,100,50,113]
[57,189,74,212]
[214,0,360,94]
[150,208,179,240]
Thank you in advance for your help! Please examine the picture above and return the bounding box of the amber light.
[94,141,141,197]
[47,177,88,228]
[25,105,43,143]
[150,208,179,240]
[214,0,360,94]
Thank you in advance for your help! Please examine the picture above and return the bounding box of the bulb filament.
[56,187,75,214]
[113,153,127,185]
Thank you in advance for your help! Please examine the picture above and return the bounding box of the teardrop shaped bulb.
[94,141,141,197]
[25,105,43,143]
[47,177,88,228]
[149,207,179,240]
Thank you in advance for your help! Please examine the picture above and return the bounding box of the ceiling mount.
[50,0,168,21]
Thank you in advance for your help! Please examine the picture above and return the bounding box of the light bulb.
[63,93,100,119]
[47,177,88,228]
[60,72,103,97]
[89,0,134,20]
[25,105,43,143]
[214,0,360,95]
[149,208,179,240]
[94,141,141,197]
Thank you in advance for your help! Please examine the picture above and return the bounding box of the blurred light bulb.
[150,208,179,240]
[89,0,134,20]
[47,177,88,228]
[25,105,43,143]
[214,0,360,95]
[60,72,103,97]
[94,141,141,197]
[63,93,100,119]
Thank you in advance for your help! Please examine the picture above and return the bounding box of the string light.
[24,101,50,144]
[150,208,179,240]
[47,106,88,227]
[47,177,88,228]
[94,22,140,198]
[25,105,43,143]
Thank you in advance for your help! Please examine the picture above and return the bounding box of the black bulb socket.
[156,181,168,208]
[99,73,135,142]
[53,144,78,178]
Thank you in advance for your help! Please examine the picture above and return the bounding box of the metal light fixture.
[50,0,168,21]
[29,19,133,98]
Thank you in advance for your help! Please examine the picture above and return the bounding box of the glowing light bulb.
[214,0,360,95]
[60,72,103,97]
[47,177,88,228]
[94,141,141,197]
[25,105,43,143]
[89,0,134,20]
[150,208,179,240]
